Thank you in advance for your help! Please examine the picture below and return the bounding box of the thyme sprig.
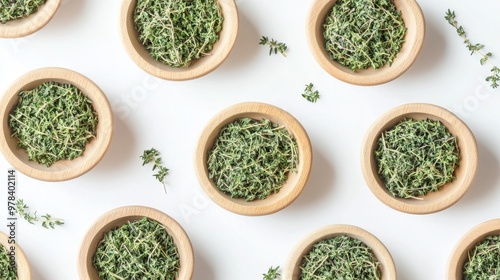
[445,9,500,88]
[41,214,65,229]
[93,217,180,280]
[207,118,299,202]
[302,83,320,103]
[375,118,460,199]
[263,266,280,280]
[259,36,288,57]
[0,244,16,279]
[300,235,381,280]
[134,0,223,68]
[15,199,64,229]
[141,148,169,192]
[323,0,407,71]
[463,235,500,279]
[0,0,46,24]
[9,81,98,167]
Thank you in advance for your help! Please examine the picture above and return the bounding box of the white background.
[1,0,500,279]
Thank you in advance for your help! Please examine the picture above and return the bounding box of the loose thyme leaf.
[15,199,38,224]
[0,0,46,24]
[263,266,281,280]
[41,214,65,229]
[141,148,169,192]
[259,36,288,57]
[302,83,320,103]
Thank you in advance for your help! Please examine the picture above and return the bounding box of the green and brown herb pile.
[463,235,500,279]
[0,0,46,24]
[0,244,17,280]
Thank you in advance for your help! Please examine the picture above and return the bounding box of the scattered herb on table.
[375,118,460,199]
[207,117,299,202]
[302,83,320,103]
[323,0,407,71]
[0,244,17,280]
[134,0,223,68]
[445,9,500,89]
[463,235,500,279]
[141,148,169,193]
[0,0,46,24]
[15,199,64,229]
[9,81,98,167]
[259,36,288,57]
[263,265,280,280]
[300,235,381,280]
[93,217,180,280]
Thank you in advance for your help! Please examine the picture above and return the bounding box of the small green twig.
[41,214,65,229]
[141,148,169,193]
[302,83,320,103]
[263,266,281,280]
[16,199,64,229]
[259,36,288,57]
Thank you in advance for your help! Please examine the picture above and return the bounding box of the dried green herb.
[9,81,98,167]
[445,9,500,89]
[93,217,180,280]
[0,244,17,280]
[375,118,460,199]
[41,214,64,229]
[141,148,169,192]
[259,36,288,57]
[15,199,64,229]
[0,0,46,24]
[300,235,381,280]
[463,235,500,279]
[302,83,320,103]
[207,118,299,202]
[263,266,280,280]
[134,0,223,68]
[323,0,407,71]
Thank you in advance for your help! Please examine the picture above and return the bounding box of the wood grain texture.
[78,206,194,280]
[0,67,113,181]
[306,0,425,86]
[0,231,31,280]
[361,103,478,214]
[0,0,62,38]
[194,102,313,216]
[120,0,239,81]
[284,224,397,280]
[447,219,500,280]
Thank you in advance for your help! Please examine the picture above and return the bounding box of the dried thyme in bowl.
[463,235,500,279]
[0,244,17,280]
[323,0,407,71]
[0,0,46,24]
[9,81,98,167]
[93,217,180,280]
[134,0,224,68]
[375,118,460,199]
[300,235,381,280]
[207,117,299,202]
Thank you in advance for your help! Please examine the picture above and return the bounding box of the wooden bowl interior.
[0,68,113,181]
[0,0,62,38]
[121,0,238,80]
[195,103,312,216]
[285,225,396,280]
[307,0,425,85]
[0,231,31,279]
[79,206,194,280]
[362,104,478,214]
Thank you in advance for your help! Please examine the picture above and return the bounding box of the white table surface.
[1,0,500,279]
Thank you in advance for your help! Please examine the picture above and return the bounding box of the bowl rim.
[306,0,425,86]
[0,231,31,279]
[284,224,397,279]
[120,0,239,81]
[447,219,500,280]
[78,205,194,280]
[361,103,478,214]
[194,102,313,216]
[0,0,62,38]
[0,67,114,182]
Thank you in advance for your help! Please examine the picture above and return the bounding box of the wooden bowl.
[306,0,425,86]
[194,102,312,216]
[78,206,194,280]
[0,231,31,279]
[0,0,62,38]
[120,0,239,81]
[0,67,113,182]
[284,224,397,279]
[361,103,478,214]
[448,219,500,280]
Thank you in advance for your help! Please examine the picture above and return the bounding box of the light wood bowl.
[0,231,31,279]
[120,0,238,81]
[194,102,313,216]
[306,0,425,86]
[0,67,113,182]
[448,219,500,280]
[361,103,478,214]
[78,206,194,280]
[0,0,62,38]
[284,224,397,279]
